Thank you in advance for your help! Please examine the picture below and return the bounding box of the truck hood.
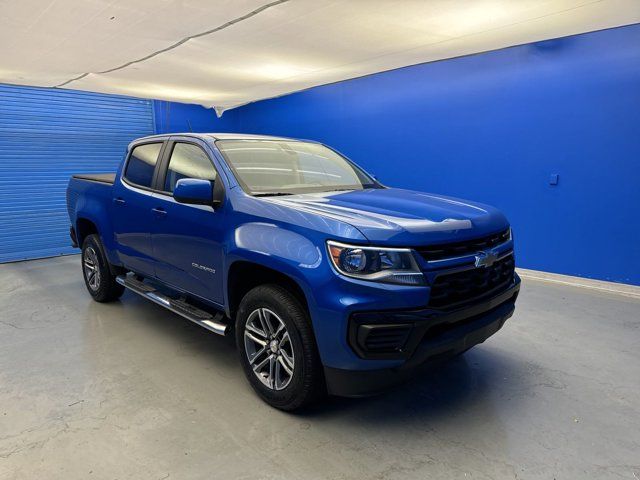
[267,187,509,245]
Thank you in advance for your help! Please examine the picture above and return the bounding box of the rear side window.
[163,143,217,193]
[124,143,162,188]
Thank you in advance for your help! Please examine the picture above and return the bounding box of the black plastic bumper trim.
[348,275,520,360]
[326,297,516,397]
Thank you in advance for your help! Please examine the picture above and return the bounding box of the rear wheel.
[81,234,124,303]
[236,284,325,411]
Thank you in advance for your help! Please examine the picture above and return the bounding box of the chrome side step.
[116,274,228,336]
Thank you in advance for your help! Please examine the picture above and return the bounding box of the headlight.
[327,241,425,285]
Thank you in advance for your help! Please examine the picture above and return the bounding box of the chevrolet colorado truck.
[66,133,520,410]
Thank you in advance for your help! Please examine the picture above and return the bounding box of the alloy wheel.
[83,246,101,291]
[244,308,295,390]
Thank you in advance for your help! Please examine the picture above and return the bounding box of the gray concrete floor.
[0,256,638,480]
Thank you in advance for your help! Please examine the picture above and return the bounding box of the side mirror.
[174,178,214,206]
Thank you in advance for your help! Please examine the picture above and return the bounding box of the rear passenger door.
[150,138,225,305]
[112,141,164,276]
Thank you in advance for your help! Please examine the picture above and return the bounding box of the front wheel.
[81,234,124,303]
[236,285,325,411]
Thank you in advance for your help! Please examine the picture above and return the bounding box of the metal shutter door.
[0,84,155,262]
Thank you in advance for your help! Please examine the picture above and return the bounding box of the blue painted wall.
[215,24,640,285]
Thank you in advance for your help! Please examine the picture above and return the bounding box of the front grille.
[428,254,515,308]
[416,228,511,262]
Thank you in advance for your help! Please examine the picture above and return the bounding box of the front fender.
[224,222,329,314]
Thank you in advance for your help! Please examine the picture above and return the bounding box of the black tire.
[81,234,125,303]
[236,284,325,411]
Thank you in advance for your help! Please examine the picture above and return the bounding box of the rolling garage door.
[0,84,155,262]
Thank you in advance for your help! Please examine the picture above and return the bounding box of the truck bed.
[66,174,116,230]
[71,173,116,184]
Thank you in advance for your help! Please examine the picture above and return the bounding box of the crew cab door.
[150,138,225,305]
[111,141,165,276]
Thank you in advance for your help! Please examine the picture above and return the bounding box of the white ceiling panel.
[1,0,638,113]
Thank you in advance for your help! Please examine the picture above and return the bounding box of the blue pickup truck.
[67,133,519,410]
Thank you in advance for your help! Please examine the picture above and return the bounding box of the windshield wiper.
[253,192,295,197]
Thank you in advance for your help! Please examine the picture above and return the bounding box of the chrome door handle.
[113,197,126,205]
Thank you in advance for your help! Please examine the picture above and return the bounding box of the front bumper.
[324,274,520,397]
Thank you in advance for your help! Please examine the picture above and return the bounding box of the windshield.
[216,139,380,196]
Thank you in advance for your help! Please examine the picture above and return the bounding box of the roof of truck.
[134,133,309,142]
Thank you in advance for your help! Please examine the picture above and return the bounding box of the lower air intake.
[356,324,413,353]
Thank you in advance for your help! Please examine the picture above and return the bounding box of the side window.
[164,143,217,193]
[124,143,162,188]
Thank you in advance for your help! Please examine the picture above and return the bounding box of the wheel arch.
[76,217,99,247]
[76,217,124,276]
[226,260,310,320]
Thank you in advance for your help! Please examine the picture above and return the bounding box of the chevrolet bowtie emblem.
[474,251,498,268]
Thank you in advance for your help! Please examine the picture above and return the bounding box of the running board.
[116,274,228,336]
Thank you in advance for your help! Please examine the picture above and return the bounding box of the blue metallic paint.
[68,133,512,371]
[152,193,227,305]
[112,176,159,276]
[173,178,214,205]
[262,189,509,245]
